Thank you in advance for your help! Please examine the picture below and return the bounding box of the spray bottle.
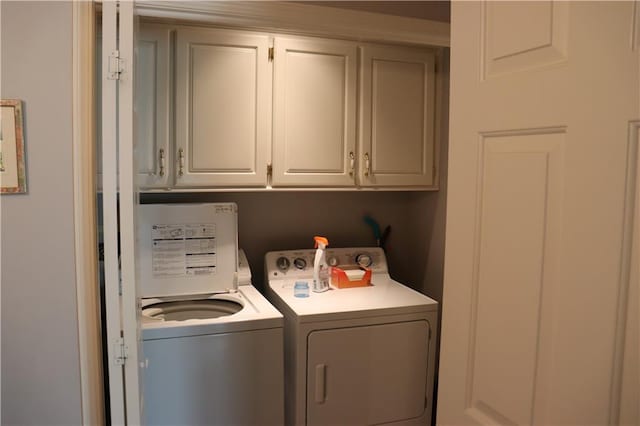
[312,236,330,293]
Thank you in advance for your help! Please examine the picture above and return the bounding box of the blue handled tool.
[363,215,381,247]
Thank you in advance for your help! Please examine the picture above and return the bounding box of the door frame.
[135,1,450,47]
[71,3,451,425]
[74,2,640,424]
[437,2,640,424]
[72,1,103,425]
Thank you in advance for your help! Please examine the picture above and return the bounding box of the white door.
[272,37,357,187]
[174,28,271,187]
[97,23,170,190]
[101,1,142,424]
[306,322,430,425]
[136,24,171,189]
[438,2,639,425]
[359,44,436,188]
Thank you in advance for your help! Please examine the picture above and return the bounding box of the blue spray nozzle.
[363,215,381,245]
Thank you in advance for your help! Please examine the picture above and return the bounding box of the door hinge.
[268,47,274,62]
[114,337,128,365]
[108,50,125,80]
[267,163,273,177]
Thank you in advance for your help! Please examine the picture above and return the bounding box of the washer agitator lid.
[137,203,239,298]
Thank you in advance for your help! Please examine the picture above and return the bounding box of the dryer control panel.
[265,247,387,280]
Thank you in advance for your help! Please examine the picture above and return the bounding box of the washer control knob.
[327,256,339,267]
[355,253,373,268]
[276,256,290,272]
[293,258,307,270]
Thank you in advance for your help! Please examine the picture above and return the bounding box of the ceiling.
[299,1,450,23]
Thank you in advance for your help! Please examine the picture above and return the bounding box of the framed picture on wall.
[0,99,27,194]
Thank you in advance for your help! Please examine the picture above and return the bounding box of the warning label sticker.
[151,224,217,277]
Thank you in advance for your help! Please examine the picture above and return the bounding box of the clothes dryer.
[138,203,284,426]
[265,247,438,426]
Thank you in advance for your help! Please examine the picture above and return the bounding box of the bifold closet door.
[438,2,640,425]
[101,1,142,424]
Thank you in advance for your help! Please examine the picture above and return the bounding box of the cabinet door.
[306,321,430,425]
[136,24,171,188]
[359,45,436,187]
[272,37,357,187]
[175,28,271,187]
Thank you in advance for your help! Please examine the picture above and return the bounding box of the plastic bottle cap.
[314,236,329,248]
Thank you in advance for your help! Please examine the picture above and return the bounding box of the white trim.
[636,119,640,425]
[617,120,640,424]
[431,48,449,191]
[0,2,3,423]
[610,121,640,424]
[99,2,448,423]
[72,2,104,426]
[136,1,450,47]
[117,2,143,424]
[102,2,127,424]
[139,186,439,193]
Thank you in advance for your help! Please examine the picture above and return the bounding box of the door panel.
[619,121,639,425]
[101,2,142,424]
[136,24,171,188]
[483,1,568,78]
[373,60,425,174]
[439,2,639,425]
[306,321,430,426]
[634,1,640,51]
[175,28,270,187]
[101,4,126,424]
[282,51,345,172]
[117,2,143,423]
[272,37,357,187]
[468,130,563,425]
[359,45,436,187]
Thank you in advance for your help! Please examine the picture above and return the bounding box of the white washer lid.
[137,203,238,298]
[237,249,252,286]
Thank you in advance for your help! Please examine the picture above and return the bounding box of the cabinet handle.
[158,149,165,177]
[364,152,371,177]
[314,364,326,404]
[178,148,184,177]
[349,151,355,177]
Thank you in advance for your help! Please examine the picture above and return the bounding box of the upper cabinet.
[359,44,436,187]
[272,37,357,187]
[97,24,171,190]
[174,28,271,187]
[136,24,171,188]
[133,23,440,191]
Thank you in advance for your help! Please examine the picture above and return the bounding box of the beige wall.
[1,2,83,425]
[0,2,448,423]
[141,191,439,292]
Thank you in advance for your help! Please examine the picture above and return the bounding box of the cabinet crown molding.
[136,0,450,47]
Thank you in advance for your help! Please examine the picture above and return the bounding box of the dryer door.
[306,320,431,425]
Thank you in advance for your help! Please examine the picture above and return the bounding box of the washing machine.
[137,203,284,426]
[265,247,438,426]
